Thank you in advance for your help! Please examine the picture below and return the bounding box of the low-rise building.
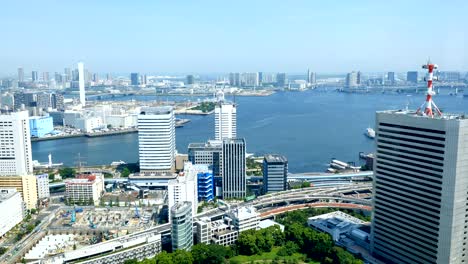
[65,174,104,206]
[194,216,238,246]
[258,219,284,232]
[0,188,24,237]
[36,174,50,199]
[307,211,366,242]
[29,116,54,137]
[226,206,259,232]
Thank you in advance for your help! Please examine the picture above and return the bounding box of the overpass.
[259,202,372,219]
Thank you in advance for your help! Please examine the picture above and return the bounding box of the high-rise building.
[18,67,24,83]
[78,62,86,106]
[406,71,418,83]
[229,73,241,87]
[31,71,38,82]
[64,68,71,82]
[356,71,362,85]
[168,162,206,219]
[215,102,236,141]
[241,72,260,87]
[51,93,65,110]
[307,69,316,85]
[42,72,49,82]
[54,72,63,84]
[263,154,288,193]
[0,111,33,176]
[387,72,395,84]
[276,73,286,87]
[258,72,263,85]
[138,106,175,173]
[0,188,24,237]
[346,71,359,87]
[186,75,195,85]
[171,201,193,251]
[92,73,99,83]
[130,73,139,86]
[222,138,246,199]
[141,74,147,85]
[370,110,468,264]
[188,140,222,196]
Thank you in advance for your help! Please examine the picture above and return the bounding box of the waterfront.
[32,89,468,172]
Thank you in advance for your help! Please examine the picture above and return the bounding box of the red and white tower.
[416,61,442,117]
[416,60,442,117]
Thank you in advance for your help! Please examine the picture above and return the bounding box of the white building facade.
[65,174,104,205]
[0,188,24,237]
[36,174,50,199]
[0,111,33,176]
[215,103,236,141]
[138,106,175,173]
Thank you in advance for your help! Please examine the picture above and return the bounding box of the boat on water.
[111,160,126,166]
[365,128,375,139]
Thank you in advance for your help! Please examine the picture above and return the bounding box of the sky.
[1,0,467,75]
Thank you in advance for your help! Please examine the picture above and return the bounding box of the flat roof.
[264,154,287,163]
[140,106,173,115]
[378,109,467,120]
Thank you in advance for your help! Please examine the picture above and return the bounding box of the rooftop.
[0,188,19,201]
[264,154,288,163]
[188,140,222,149]
[229,206,259,220]
[378,109,467,120]
[140,106,173,115]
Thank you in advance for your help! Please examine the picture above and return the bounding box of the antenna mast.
[416,60,442,117]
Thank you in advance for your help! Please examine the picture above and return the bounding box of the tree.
[121,167,131,178]
[331,247,364,264]
[58,167,76,179]
[30,208,37,214]
[48,173,55,181]
[192,244,232,264]
[154,251,173,264]
[171,250,193,264]
[0,247,7,256]
[277,241,299,256]
[236,230,260,255]
[123,259,138,264]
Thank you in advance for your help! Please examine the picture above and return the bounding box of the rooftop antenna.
[416,59,442,117]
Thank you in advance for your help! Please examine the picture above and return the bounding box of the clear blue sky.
[1,0,467,74]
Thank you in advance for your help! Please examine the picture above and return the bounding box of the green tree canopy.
[58,167,76,179]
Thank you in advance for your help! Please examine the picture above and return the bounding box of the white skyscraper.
[0,111,33,176]
[138,106,175,173]
[78,62,86,106]
[215,95,236,141]
[168,162,208,219]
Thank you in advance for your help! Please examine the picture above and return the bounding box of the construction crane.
[88,217,96,229]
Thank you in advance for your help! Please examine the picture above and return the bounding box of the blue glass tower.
[197,171,214,202]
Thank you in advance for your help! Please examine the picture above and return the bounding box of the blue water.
[32,90,468,173]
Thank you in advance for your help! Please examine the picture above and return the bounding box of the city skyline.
[1,1,467,74]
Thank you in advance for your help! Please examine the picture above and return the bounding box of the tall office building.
[222,138,246,199]
[387,72,395,84]
[42,72,49,82]
[54,72,63,84]
[186,75,195,85]
[130,73,140,86]
[241,72,260,87]
[215,102,236,141]
[171,201,193,251]
[263,154,288,193]
[138,106,175,173]
[370,110,468,264]
[31,71,38,82]
[0,111,33,176]
[64,68,71,82]
[229,73,241,87]
[356,71,362,85]
[307,69,316,85]
[407,71,418,83]
[346,71,359,87]
[276,73,286,87]
[439,71,461,82]
[18,67,24,83]
[78,62,86,106]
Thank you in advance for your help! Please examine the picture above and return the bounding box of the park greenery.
[191,102,216,113]
[246,158,262,176]
[58,167,76,179]
[126,208,365,264]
